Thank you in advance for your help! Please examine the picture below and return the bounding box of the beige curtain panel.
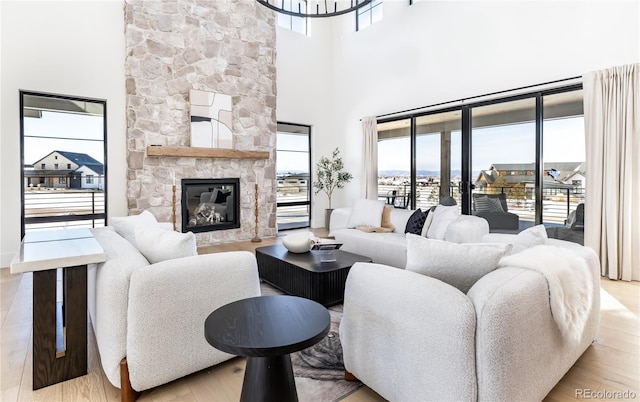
[583,63,640,281]
[362,116,378,200]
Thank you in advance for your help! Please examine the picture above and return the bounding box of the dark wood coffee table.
[256,244,372,306]
[204,295,330,402]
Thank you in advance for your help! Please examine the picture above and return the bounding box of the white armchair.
[88,227,260,401]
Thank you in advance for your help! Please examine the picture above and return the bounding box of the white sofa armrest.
[445,214,489,243]
[125,251,260,391]
[329,207,352,233]
[340,263,477,401]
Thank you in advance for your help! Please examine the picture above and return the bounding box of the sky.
[378,116,586,174]
[23,111,105,165]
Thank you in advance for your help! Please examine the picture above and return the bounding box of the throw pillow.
[511,224,548,254]
[111,210,159,248]
[404,209,427,235]
[486,197,505,212]
[474,195,504,212]
[420,206,437,237]
[405,234,512,293]
[381,205,395,231]
[135,226,197,264]
[347,199,385,228]
[426,205,459,240]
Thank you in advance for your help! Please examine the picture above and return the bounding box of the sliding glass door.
[377,118,412,208]
[376,84,585,234]
[415,111,462,209]
[471,98,536,231]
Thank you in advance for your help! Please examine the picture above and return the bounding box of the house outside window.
[41,163,45,169]
[59,177,66,184]
[67,163,71,169]
[356,0,383,31]
[54,163,58,169]
[86,175,94,184]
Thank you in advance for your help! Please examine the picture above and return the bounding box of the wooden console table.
[10,228,106,390]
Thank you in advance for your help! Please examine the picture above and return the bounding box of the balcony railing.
[377,182,584,225]
[24,189,105,232]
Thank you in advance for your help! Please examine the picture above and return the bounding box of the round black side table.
[204,295,330,402]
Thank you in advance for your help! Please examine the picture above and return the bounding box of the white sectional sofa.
[339,232,600,401]
[87,212,260,401]
[329,202,489,267]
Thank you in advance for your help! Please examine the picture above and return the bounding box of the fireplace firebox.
[181,178,240,233]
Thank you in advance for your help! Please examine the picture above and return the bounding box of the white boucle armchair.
[340,241,600,401]
[88,227,260,401]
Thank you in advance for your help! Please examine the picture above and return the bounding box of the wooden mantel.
[146,146,269,160]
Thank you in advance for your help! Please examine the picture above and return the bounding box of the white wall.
[0,1,126,267]
[277,0,640,224]
[276,21,338,226]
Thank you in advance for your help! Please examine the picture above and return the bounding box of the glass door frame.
[377,83,583,225]
[20,90,108,238]
[275,121,312,230]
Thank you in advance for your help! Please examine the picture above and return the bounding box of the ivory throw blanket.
[498,245,593,342]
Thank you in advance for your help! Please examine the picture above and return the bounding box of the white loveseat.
[329,202,489,267]
[339,235,600,401]
[88,217,260,400]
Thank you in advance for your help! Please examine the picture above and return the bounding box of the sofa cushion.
[135,226,198,264]
[427,205,459,240]
[333,228,408,268]
[405,209,427,234]
[111,211,160,248]
[511,224,548,253]
[405,234,512,293]
[347,199,385,228]
[389,208,416,234]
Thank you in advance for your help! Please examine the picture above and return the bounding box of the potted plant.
[313,147,353,228]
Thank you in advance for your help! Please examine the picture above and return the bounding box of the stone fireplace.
[181,178,240,233]
[123,0,277,246]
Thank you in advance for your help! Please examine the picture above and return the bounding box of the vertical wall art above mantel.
[190,89,233,149]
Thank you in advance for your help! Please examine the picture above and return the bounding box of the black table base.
[242,355,297,402]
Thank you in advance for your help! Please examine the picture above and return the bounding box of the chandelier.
[256,0,373,18]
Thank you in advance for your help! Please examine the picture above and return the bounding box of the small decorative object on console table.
[313,147,353,229]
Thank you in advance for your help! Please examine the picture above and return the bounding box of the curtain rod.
[373,75,582,120]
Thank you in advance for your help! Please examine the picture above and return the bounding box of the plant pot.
[325,208,334,229]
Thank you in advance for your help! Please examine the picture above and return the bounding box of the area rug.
[292,305,362,402]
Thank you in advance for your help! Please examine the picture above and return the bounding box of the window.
[21,91,107,236]
[86,175,94,184]
[277,0,308,35]
[357,0,383,31]
[376,84,584,232]
[276,122,311,230]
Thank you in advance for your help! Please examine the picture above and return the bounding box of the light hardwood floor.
[1,230,638,401]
